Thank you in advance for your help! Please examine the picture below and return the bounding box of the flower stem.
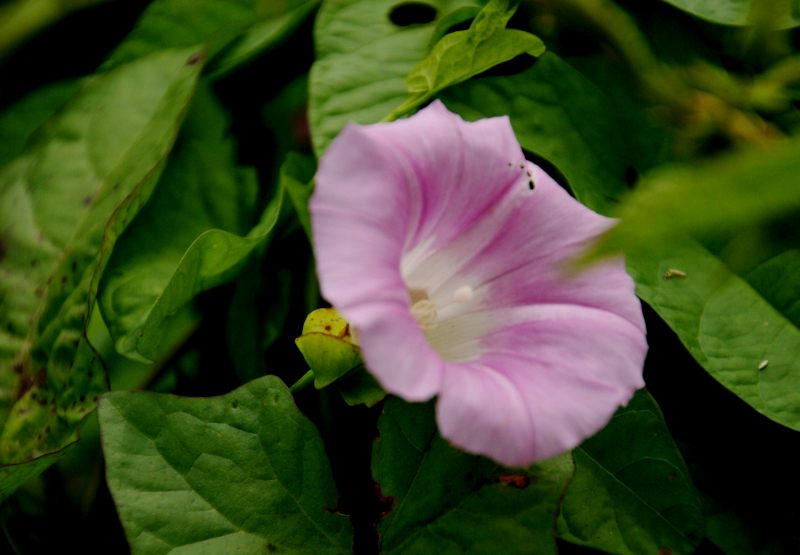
[289,369,315,393]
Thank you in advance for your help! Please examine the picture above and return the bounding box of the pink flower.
[310,101,647,467]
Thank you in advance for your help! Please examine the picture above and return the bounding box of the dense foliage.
[0,0,798,553]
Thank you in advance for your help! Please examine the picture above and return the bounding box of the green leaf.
[587,139,800,263]
[558,391,704,555]
[657,0,800,28]
[99,375,352,554]
[309,0,483,155]
[99,94,301,363]
[442,52,642,214]
[627,240,800,430]
[0,48,202,499]
[374,398,574,554]
[212,0,320,77]
[744,248,800,327]
[281,152,316,241]
[105,0,318,74]
[0,79,79,169]
[583,142,800,430]
[388,0,544,119]
[335,367,386,407]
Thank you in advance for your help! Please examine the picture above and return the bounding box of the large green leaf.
[309,0,483,154]
[387,0,544,119]
[584,141,800,430]
[628,240,800,430]
[0,79,79,169]
[0,48,202,499]
[558,391,704,555]
[105,0,318,74]
[442,52,642,214]
[98,125,308,363]
[99,375,352,554]
[97,87,262,363]
[657,0,800,28]
[373,398,574,554]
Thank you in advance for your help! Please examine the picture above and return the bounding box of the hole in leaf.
[480,54,538,78]
[389,2,437,26]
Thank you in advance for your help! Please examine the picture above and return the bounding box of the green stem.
[289,369,315,393]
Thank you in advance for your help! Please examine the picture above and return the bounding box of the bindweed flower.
[310,101,647,467]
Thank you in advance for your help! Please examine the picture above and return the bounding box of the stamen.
[453,285,474,304]
[410,299,438,329]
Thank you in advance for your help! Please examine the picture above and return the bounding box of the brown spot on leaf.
[374,482,396,519]
[82,195,93,207]
[657,547,672,555]
[17,375,34,399]
[498,473,529,488]
[324,325,332,332]
[186,51,204,65]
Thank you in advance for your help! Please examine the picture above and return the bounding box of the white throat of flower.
[409,286,474,329]
[401,238,491,362]
[405,282,484,362]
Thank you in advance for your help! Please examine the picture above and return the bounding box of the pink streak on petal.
[357,101,527,251]
[476,308,647,460]
[436,362,537,467]
[477,166,644,329]
[425,162,644,330]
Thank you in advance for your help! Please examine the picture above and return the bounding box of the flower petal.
[355,100,527,252]
[348,300,444,401]
[436,361,537,467]
[436,304,645,464]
